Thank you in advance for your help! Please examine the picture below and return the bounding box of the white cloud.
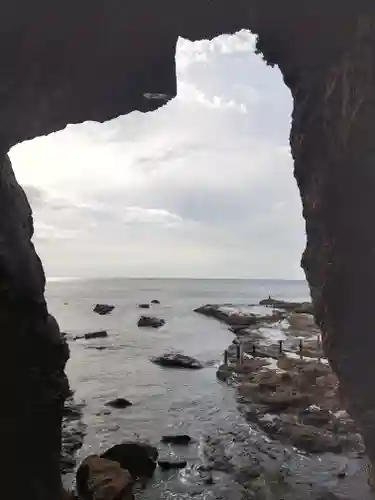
[10,31,304,279]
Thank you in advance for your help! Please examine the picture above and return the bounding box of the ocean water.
[47,278,310,497]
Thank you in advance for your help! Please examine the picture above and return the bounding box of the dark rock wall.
[249,7,375,472]
[295,19,375,470]
[0,155,70,499]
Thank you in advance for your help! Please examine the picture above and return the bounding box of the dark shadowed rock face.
[101,442,158,481]
[0,156,69,499]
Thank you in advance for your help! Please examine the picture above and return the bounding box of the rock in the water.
[138,303,150,309]
[158,459,187,470]
[138,316,165,328]
[216,364,234,382]
[76,455,133,500]
[93,304,115,315]
[151,353,203,369]
[106,398,133,409]
[101,442,158,481]
[259,296,313,314]
[151,299,160,304]
[161,434,192,445]
[194,304,258,327]
[85,330,108,340]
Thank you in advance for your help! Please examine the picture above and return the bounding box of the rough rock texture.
[76,455,134,500]
[100,442,158,481]
[247,3,375,482]
[3,0,375,496]
[0,155,70,499]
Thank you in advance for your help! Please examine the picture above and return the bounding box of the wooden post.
[236,343,241,363]
[317,334,321,350]
[317,335,322,363]
[278,340,283,354]
[299,338,303,359]
[224,350,228,366]
[252,344,257,356]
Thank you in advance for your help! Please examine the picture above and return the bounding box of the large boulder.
[94,304,115,315]
[151,353,203,370]
[216,364,235,382]
[100,442,158,482]
[137,316,165,328]
[76,455,134,500]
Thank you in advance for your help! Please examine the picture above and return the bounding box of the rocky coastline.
[60,296,375,500]
[195,297,372,499]
[196,297,372,500]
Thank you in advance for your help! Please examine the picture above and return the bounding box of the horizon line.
[46,276,307,282]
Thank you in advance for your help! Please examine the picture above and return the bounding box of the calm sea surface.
[47,278,310,498]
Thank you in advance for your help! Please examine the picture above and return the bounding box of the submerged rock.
[105,398,133,409]
[158,459,187,470]
[216,364,235,382]
[137,316,165,328]
[73,330,108,341]
[85,330,108,340]
[151,353,203,369]
[93,304,115,315]
[76,455,133,500]
[161,434,192,445]
[101,442,158,481]
[151,299,160,304]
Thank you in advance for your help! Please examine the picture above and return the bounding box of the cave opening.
[2,8,375,499]
[10,32,302,281]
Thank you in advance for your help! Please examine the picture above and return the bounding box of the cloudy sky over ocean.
[10,30,305,279]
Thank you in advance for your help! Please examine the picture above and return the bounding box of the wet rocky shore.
[198,298,375,499]
[60,296,375,500]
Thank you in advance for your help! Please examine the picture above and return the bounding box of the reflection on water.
[48,279,374,499]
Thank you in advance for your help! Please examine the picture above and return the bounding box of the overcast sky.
[10,30,305,280]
